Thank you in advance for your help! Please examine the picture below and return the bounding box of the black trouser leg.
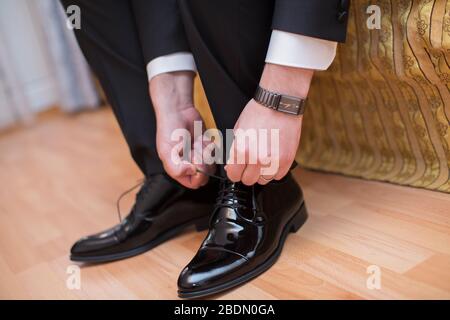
[60,0,163,176]
[179,0,273,135]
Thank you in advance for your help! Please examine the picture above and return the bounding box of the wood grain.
[0,108,449,299]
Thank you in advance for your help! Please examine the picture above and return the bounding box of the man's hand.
[225,63,314,185]
[150,71,215,189]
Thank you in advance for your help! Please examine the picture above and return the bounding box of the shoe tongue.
[134,175,182,214]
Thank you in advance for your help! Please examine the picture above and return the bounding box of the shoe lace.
[115,168,253,224]
[214,180,250,211]
[114,168,215,223]
[196,167,254,216]
[115,177,151,222]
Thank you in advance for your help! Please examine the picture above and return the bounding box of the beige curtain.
[0,0,100,130]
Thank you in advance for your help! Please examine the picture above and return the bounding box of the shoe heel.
[194,217,210,232]
[290,204,308,233]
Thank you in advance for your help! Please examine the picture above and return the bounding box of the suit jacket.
[132,0,350,64]
[272,0,349,42]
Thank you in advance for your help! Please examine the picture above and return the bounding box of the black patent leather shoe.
[177,173,308,298]
[70,174,217,263]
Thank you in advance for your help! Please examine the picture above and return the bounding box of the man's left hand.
[225,63,314,185]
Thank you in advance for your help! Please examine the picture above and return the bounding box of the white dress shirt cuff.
[265,30,337,71]
[146,52,197,81]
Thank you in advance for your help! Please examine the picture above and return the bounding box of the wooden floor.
[0,108,449,300]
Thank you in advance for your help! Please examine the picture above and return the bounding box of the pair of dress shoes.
[70,171,307,298]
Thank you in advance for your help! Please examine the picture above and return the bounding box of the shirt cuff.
[265,30,337,71]
[146,52,197,81]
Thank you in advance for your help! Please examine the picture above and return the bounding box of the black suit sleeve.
[131,0,190,64]
[272,0,350,42]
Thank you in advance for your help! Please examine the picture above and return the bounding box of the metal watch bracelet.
[254,85,306,115]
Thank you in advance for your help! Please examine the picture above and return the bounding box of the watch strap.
[254,86,306,115]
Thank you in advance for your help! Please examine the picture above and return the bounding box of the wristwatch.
[254,85,306,115]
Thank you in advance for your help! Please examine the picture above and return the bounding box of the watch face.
[278,96,302,115]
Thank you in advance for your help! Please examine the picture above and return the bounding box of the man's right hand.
[149,71,215,189]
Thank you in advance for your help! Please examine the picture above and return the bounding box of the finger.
[226,142,246,182]
[201,140,218,166]
[257,174,275,185]
[159,141,202,189]
[241,164,261,186]
[164,157,195,180]
[177,176,197,189]
[174,163,207,189]
[274,161,291,181]
[189,142,212,188]
[165,142,186,172]
[225,163,246,182]
[189,171,209,188]
[191,137,206,167]
[256,155,275,185]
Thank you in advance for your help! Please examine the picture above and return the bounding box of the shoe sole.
[177,203,308,299]
[70,216,210,263]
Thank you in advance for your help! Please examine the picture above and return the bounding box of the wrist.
[149,71,196,117]
[259,63,314,98]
